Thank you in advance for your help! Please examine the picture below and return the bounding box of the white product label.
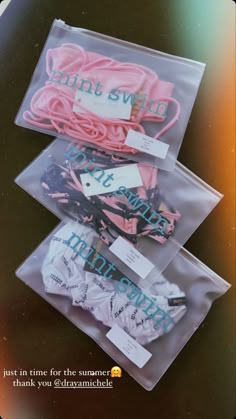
[109,236,154,280]
[80,164,143,197]
[106,324,152,368]
[125,129,169,159]
[73,90,132,120]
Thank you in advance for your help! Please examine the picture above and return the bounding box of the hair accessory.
[41,144,180,245]
[42,222,187,345]
[23,43,181,153]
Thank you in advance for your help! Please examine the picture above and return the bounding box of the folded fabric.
[41,222,187,345]
[41,144,180,245]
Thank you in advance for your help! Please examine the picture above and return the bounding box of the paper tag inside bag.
[106,324,152,368]
[125,129,169,159]
[109,236,154,280]
[73,90,132,120]
[80,164,143,197]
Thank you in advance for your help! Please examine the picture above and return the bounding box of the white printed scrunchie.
[41,222,187,345]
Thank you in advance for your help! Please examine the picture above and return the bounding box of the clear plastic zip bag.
[15,138,222,279]
[16,221,230,391]
[15,19,205,171]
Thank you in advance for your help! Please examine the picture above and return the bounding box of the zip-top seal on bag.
[15,19,205,171]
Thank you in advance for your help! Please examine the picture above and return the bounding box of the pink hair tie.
[23,43,181,153]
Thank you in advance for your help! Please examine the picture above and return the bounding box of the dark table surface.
[0,1,235,418]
